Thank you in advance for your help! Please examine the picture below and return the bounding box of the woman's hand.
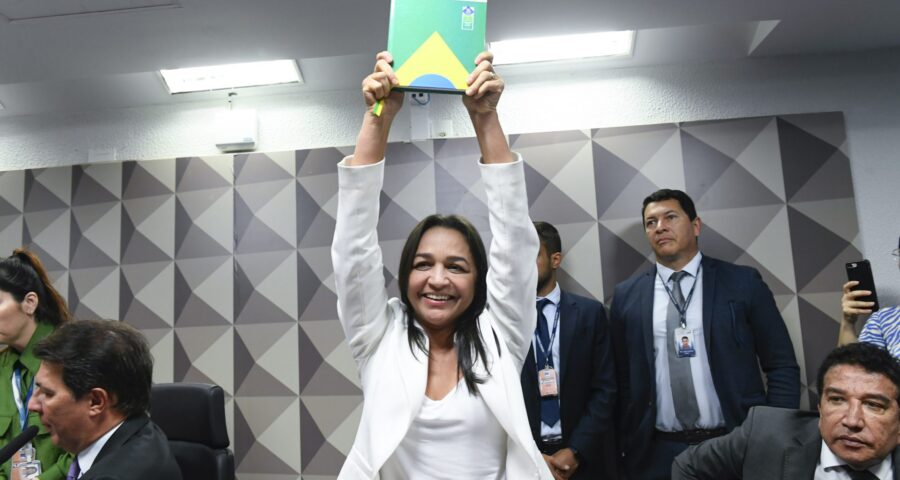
[361,51,404,118]
[351,51,405,166]
[462,51,512,164]
[462,51,503,118]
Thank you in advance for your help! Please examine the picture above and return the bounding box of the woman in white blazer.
[330,52,554,480]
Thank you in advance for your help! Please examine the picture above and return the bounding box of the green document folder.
[387,0,487,94]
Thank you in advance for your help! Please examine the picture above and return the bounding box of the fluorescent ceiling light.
[491,30,634,65]
[160,59,302,94]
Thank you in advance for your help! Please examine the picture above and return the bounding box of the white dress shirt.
[74,420,124,478]
[652,252,726,431]
[815,439,893,479]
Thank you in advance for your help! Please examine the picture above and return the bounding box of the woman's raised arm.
[348,51,405,166]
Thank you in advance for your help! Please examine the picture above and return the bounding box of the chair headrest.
[151,383,230,449]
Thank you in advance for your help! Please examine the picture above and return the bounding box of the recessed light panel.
[160,59,302,94]
[491,30,635,65]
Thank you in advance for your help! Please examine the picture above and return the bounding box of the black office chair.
[150,383,235,480]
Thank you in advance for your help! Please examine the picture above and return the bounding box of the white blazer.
[331,155,553,479]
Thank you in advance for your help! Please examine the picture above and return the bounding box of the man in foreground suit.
[610,189,801,479]
[28,320,182,480]
[673,342,900,479]
[521,221,617,479]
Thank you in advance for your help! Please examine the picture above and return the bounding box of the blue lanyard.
[534,304,560,369]
[12,366,35,430]
[658,269,700,328]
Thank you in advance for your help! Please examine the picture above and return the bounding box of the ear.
[87,388,112,417]
[550,252,563,270]
[692,216,702,237]
[21,291,39,316]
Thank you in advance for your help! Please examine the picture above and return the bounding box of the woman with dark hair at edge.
[0,249,73,480]
[331,51,553,479]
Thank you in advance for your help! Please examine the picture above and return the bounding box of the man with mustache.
[609,188,800,479]
[673,342,900,479]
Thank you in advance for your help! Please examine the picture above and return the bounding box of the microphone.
[0,425,39,464]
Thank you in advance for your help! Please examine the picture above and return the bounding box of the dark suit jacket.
[521,290,617,479]
[82,414,182,480]
[609,256,800,476]
[672,406,900,479]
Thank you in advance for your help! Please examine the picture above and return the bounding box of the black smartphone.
[846,260,880,313]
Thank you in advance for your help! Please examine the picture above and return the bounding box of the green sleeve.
[28,411,71,480]
[31,437,71,480]
[36,453,72,480]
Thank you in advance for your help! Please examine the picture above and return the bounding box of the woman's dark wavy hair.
[0,248,71,326]
[398,214,491,394]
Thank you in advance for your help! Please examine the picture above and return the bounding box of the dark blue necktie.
[535,298,560,427]
[843,466,878,480]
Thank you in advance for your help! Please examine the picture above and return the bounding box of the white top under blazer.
[331,155,553,479]
[380,378,507,479]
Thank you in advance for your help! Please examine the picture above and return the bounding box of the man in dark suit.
[521,221,617,479]
[673,343,900,479]
[28,320,182,480]
[609,189,800,479]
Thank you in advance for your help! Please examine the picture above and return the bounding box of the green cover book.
[387,0,487,94]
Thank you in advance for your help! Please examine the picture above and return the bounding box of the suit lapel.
[396,324,427,421]
[522,343,541,440]
[91,415,146,468]
[475,316,518,442]
[701,256,716,352]
[523,344,538,386]
[781,420,820,480]
[640,269,656,370]
[893,447,900,480]
[558,290,577,383]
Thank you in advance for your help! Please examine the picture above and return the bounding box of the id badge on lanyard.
[536,306,560,398]
[538,368,559,397]
[660,271,700,359]
[11,366,42,478]
[674,326,697,358]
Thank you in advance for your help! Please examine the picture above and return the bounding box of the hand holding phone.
[844,260,880,320]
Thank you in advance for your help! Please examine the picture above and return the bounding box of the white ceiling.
[1,0,900,117]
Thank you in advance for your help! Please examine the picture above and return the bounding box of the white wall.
[1,49,898,302]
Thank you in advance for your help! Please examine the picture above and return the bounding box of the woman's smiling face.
[406,226,476,334]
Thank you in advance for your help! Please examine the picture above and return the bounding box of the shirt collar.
[77,420,125,475]
[16,322,56,374]
[820,439,893,479]
[656,252,703,283]
[537,283,561,306]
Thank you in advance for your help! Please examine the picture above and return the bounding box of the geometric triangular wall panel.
[0,111,857,476]
[0,171,25,255]
[590,113,856,409]
[294,147,365,480]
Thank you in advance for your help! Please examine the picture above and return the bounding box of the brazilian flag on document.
[387,0,487,93]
